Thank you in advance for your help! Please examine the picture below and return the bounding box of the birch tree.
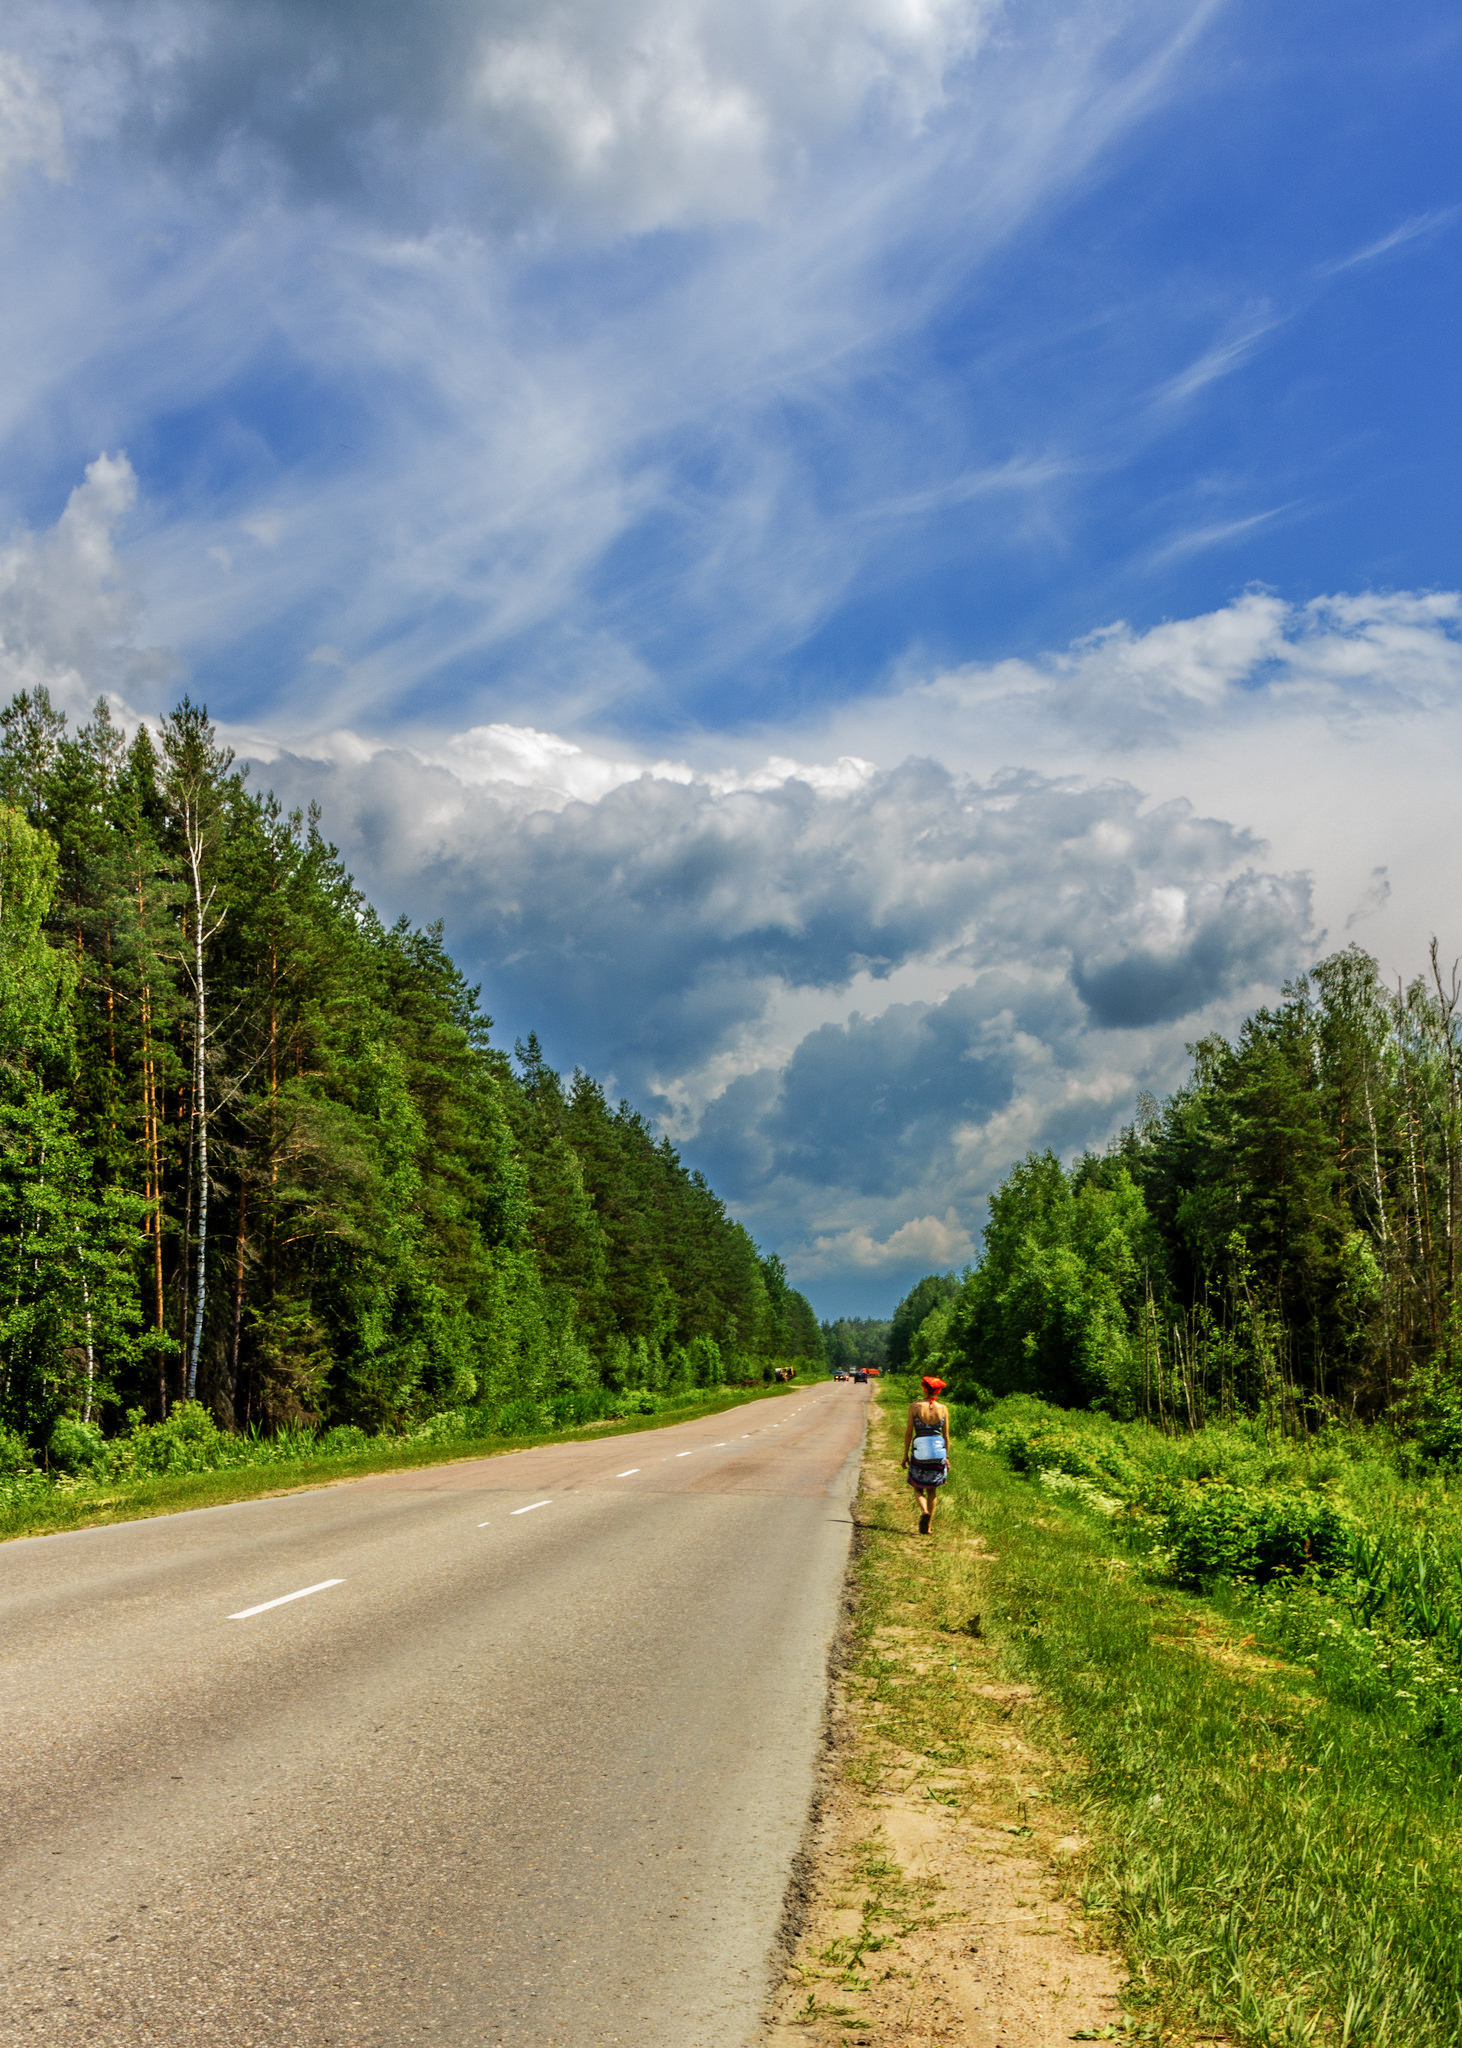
[161,701,235,1403]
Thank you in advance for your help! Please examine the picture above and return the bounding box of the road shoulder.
[766,1390,1126,2048]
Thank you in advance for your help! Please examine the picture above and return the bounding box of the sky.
[1,0,1460,1315]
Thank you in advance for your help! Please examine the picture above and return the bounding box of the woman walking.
[903,1375,951,1535]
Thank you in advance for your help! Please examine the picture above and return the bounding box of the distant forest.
[0,689,822,1450]
[820,1317,890,1372]
[895,943,1462,1449]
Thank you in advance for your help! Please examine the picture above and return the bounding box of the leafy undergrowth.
[968,1394,1462,1747]
[0,1379,805,1542]
[918,1382,1462,2043]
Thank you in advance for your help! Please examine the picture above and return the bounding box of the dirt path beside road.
[766,1393,1127,2048]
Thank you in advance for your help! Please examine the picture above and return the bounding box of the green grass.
[0,1379,809,1544]
[872,1382,1462,2045]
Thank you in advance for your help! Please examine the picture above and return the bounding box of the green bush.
[117,1401,226,1476]
[47,1416,106,1474]
[977,1392,1462,1752]
[1149,1480,1351,1587]
[316,1424,370,1456]
[0,1425,37,1478]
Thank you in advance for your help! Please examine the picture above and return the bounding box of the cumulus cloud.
[0,451,168,715]
[890,587,1462,751]
[469,0,989,231]
[249,732,1311,1288]
[9,0,990,232]
[804,1212,979,1276]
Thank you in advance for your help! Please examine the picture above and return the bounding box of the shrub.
[1151,1481,1351,1587]
[120,1401,226,1476]
[47,1416,106,1475]
[0,1425,37,1478]
[317,1424,370,1457]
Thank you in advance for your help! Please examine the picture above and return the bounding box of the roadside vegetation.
[906,943,1462,1433]
[956,1390,1462,2045]
[858,947,1462,2043]
[835,1380,1462,2045]
[775,1378,1123,2048]
[0,1377,808,1543]
[0,687,820,1480]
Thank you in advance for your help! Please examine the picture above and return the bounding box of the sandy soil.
[765,1474,1127,2048]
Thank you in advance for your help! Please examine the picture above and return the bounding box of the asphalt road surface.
[0,1381,867,2048]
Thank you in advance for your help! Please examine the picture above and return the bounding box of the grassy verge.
[859,1380,1462,2045]
[0,1379,808,1544]
[773,1379,1125,2046]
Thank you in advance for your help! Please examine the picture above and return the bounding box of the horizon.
[3,0,1459,1320]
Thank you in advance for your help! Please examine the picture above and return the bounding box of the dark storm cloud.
[20,0,995,233]
[97,0,489,215]
[256,745,1312,1183]
[1071,873,1305,1027]
[705,977,1048,1200]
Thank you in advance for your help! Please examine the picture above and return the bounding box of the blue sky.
[2,0,1460,1313]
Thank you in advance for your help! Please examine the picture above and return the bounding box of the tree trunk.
[186,841,209,1402]
[231,1180,248,1419]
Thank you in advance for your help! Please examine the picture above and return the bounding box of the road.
[0,1381,868,2048]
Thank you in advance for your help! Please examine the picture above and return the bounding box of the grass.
[0,1379,808,1544]
[859,1380,1462,2045]
[797,1385,1084,2039]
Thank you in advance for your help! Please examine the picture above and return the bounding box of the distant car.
[852,1370,868,1383]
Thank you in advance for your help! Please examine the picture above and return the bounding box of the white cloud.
[2,0,994,233]
[1145,503,1295,567]
[0,0,1226,744]
[469,0,989,232]
[0,50,65,192]
[0,451,167,716]
[244,733,1311,1297]
[1315,205,1462,280]
[888,587,1462,750]
[1154,312,1279,409]
[803,1212,977,1276]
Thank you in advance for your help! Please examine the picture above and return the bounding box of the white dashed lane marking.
[511,1501,552,1516]
[229,1580,344,1621]
[617,1469,639,1477]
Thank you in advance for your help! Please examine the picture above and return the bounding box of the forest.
[819,1315,890,1373]
[0,688,821,1464]
[898,942,1462,1444]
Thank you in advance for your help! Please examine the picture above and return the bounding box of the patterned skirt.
[907,1457,948,1489]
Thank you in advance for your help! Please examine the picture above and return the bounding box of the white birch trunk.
[186,835,208,1402]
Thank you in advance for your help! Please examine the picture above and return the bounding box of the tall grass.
[904,1383,1462,2043]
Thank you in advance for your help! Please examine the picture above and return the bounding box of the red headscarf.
[921,1375,947,1394]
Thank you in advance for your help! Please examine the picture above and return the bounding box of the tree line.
[893,943,1462,1440]
[820,1316,890,1373]
[0,689,822,1449]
